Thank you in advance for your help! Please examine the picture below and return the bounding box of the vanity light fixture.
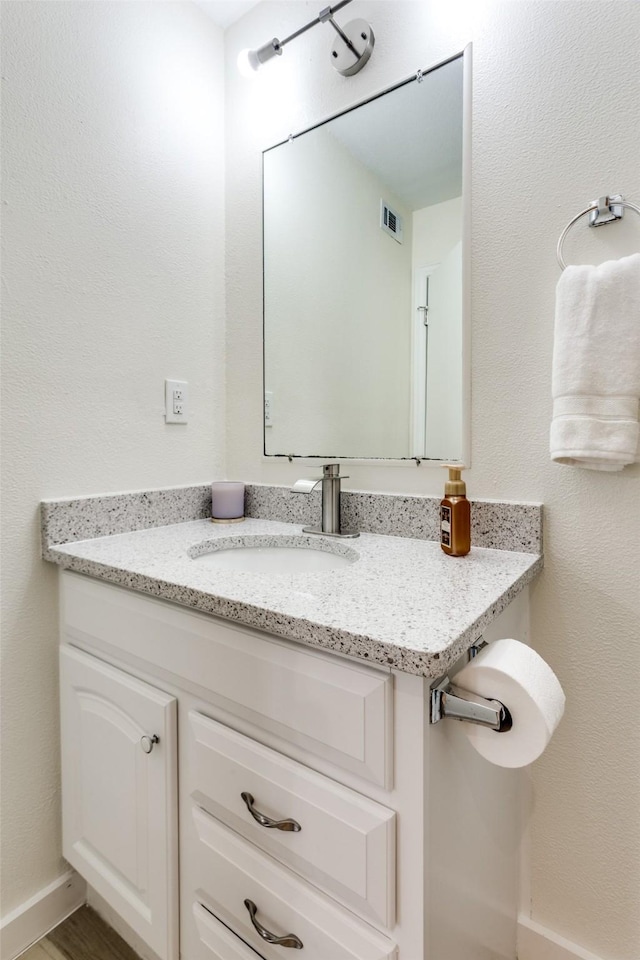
[237,0,374,78]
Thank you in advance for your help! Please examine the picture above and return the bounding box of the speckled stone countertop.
[45,517,542,678]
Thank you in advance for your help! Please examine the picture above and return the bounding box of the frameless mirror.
[263,50,469,461]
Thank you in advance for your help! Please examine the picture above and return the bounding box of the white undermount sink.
[187,534,359,575]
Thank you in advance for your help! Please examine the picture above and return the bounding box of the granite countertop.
[46,516,542,678]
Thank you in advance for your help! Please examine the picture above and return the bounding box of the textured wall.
[225,2,640,956]
[0,1,225,913]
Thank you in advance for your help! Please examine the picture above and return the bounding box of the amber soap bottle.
[440,465,471,557]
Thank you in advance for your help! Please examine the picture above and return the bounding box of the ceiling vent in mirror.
[381,201,403,243]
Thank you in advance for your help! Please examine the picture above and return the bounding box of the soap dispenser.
[440,465,471,557]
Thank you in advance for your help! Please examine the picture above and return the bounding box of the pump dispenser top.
[444,466,466,497]
[440,464,471,557]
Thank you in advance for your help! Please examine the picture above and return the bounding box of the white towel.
[550,252,640,470]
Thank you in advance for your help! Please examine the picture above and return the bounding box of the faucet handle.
[292,478,322,494]
[292,465,349,494]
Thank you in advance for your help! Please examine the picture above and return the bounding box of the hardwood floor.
[21,907,142,960]
[19,940,67,960]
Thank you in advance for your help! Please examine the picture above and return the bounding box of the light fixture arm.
[279,0,354,49]
[320,10,362,63]
[239,0,374,78]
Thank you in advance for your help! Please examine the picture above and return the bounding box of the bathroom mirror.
[263,49,470,461]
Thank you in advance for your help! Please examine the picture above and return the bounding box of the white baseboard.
[0,870,86,960]
[518,915,605,960]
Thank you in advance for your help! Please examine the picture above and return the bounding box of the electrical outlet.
[165,379,188,424]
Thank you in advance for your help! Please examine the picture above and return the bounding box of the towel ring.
[556,196,640,270]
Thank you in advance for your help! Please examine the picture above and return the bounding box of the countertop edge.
[46,547,543,679]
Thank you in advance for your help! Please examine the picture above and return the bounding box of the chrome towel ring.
[556,194,640,270]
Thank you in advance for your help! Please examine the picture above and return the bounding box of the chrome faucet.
[292,463,359,539]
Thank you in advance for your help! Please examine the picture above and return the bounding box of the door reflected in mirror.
[263,50,469,461]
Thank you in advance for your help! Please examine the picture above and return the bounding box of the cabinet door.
[60,645,178,960]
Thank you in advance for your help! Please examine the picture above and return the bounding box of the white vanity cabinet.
[59,570,527,960]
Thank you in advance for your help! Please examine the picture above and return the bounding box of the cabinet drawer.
[188,808,397,960]
[192,903,266,960]
[188,712,395,927]
[62,572,392,786]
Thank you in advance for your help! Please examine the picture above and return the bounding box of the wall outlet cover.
[165,379,188,424]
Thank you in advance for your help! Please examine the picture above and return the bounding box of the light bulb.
[237,48,261,78]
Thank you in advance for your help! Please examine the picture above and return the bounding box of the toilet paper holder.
[430,645,513,733]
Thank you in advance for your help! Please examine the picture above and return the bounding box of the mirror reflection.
[263,54,466,460]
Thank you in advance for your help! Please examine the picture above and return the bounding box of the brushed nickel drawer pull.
[140,734,159,754]
[241,792,302,832]
[244,899,303,949]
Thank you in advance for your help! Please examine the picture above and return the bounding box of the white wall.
[225,3,640,957]
[0,0,225,915]
[413,197,462,269]
[264,126,412,458]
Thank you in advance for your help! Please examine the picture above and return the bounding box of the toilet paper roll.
[452,638,565,768]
